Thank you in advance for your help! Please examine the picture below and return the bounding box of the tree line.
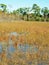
[0,3,49,21]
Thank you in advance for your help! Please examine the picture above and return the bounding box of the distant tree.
[16,8,24,15]
[22,8,30,21]
[16,7,30,20]
[13,10,16,15]
[32,4,40,18]
[0,4,7,12]
[41,7,49,21]
[16,8,24,20]
[12,10,18,20]
[47,13,49,18]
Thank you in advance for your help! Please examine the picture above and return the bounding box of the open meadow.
[0,21,49,65]
[0,0,49,64]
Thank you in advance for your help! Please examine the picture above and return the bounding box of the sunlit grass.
[0,21,49,65]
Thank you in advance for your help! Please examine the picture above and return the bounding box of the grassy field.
[0,21,49,44]
[0,21,49,65]
[0,21,49,32]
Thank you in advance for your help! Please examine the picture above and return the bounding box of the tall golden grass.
[0,21,49,44]
[0,21,49,65]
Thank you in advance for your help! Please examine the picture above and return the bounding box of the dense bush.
[41,17,45,21]
[35,17,41,21]
[46,18,49,22]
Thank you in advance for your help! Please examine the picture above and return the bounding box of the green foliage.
[16,7,30,21]
[0,3,49,22]
[41,7,49,21]
[13,10,17,15]
[32,4,40,17]
[41,7,49,17]
[41,17,45,21]
[0,4,7,12]
[46,18,49,22]
[36,17,41,21]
